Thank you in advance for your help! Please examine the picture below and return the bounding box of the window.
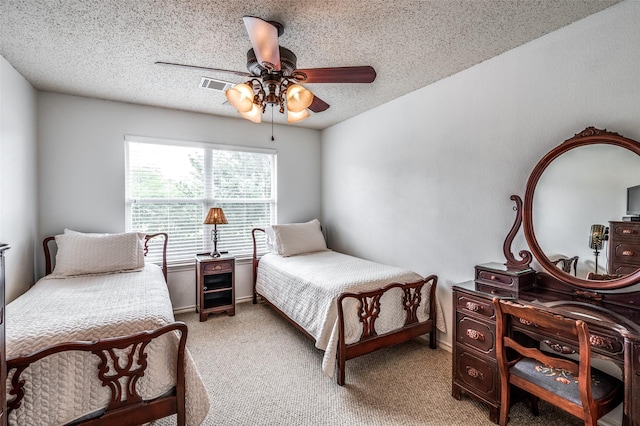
[125,136,275,264]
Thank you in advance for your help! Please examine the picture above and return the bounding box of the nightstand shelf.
[196,254,235,321]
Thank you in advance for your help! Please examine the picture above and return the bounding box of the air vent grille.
[199,77,234,92]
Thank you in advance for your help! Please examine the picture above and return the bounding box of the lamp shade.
[287,108,310,123]
[589,224,607,250]
[239,103,262,123]
[204,207,228,225]
[285,84,313,112]
[226,83,254,113]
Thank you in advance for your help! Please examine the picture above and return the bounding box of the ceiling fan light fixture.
[287,108,310,124]
[225,83,254,113]
[286,84,313,112]
[239,102,262,123]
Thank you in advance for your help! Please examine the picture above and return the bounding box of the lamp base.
[211,227,221,258]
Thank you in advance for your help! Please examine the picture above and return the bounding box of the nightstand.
[195,254,235,321]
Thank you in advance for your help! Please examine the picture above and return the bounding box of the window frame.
[124,135,276,266]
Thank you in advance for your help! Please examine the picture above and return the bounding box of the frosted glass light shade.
[286,84,313,112]
[226,83,254,113]
[287,108,310,123]
[239,103,262,123]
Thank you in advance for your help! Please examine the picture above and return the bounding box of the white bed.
[5,231,210,425]
[252,220,445,384]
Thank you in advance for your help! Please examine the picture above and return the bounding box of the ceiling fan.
[156,16,376,124]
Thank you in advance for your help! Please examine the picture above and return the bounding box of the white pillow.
[52,231,146,276]
[265,226,278,253]
[270,219,328,257]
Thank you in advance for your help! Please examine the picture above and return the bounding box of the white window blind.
[125,136,275,264]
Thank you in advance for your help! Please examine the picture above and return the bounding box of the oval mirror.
[523,127,640,290]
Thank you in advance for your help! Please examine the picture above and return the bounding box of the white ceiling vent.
[199,77,234,92]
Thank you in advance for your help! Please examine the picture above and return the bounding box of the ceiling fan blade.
[243,16,281,71]
[292,66,376,84]
[155,61,252,78]
[308,96,330,113]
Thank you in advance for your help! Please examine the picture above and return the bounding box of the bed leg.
[429,329,437,349]
[337,347,346,386]
[338,360,346,386]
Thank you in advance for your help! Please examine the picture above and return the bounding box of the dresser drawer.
[611,242,640,264]
[203,261,233,273]
[474,263,535,293]
[513,319,625,362]
[457,316,495,355]
[610,263,640,276]
[454,347,499,399]
[611,222,640,241]
[456,293,494,320]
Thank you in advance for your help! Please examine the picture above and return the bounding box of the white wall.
[0,55,38,303]
[37,93,321,309]
[321,0,640,349]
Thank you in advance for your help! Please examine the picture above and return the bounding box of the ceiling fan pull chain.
[271,106,275,142]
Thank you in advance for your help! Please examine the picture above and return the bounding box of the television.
[627,185,640,216]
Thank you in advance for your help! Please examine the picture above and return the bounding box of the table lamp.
[204,207,228,257]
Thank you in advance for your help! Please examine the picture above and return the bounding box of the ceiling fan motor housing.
[247,46,297,76]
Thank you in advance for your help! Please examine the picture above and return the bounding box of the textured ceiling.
[0,0,620,130]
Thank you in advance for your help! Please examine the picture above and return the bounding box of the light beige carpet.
[154,302,589,426]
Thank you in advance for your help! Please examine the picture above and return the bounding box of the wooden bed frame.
[251,228,438,385]
[6,232,188,426]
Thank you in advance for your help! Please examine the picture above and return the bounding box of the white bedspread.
[255,250,445,378]
[5,264,210,426]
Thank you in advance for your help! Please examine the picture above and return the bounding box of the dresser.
[452,263,536,423]
[451,284,500,422]
[608,221,640,276]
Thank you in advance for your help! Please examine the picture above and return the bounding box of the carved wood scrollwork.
[589,334,616,352]
[568,126,621,139]
[95,342,150,410]
[7,366,27,412]
[357,294,382,339]
[466,366,484,380]
[402,284,423,326]
[574,289,603,301]
[503,195,533,269]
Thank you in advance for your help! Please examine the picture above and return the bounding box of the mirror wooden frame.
[523,127,640,290]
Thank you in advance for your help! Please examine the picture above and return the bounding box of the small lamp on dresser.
[204,207,228,257]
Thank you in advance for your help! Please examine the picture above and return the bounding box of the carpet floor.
[153,301,603,425]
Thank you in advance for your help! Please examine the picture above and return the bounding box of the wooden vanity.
[452,127,640,426]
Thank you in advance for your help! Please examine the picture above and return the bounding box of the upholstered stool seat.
[511,357,623,407]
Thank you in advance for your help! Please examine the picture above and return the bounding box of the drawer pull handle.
[622,229,635,234]
[465,302,482,312]
[518,318,534,326]
[543,339,575,355]
[622,250,634,257]
[466,329,485,342]
[466,366,484,380]
[490,275,496,280]
[590,334,615,352]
